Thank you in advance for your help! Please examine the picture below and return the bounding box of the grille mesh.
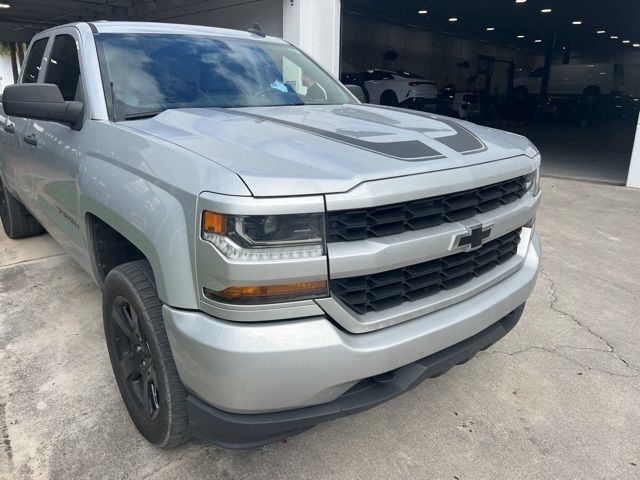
[327,176,527,242]
[330,228,522,315]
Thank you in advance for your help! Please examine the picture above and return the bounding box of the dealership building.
[1,0,639,187]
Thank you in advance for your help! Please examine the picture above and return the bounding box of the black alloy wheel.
[103,260,189,447]
[112,295,161,420]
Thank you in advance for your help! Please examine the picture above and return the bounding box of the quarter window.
[21,38,48,84]
[45,35,81,101]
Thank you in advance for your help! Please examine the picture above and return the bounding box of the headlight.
[525,169,540,196]
[201,211,325,261]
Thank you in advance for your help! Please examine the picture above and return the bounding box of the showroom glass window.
[95,34,354,119]
[21,38,48,84]
[44,35,82,101]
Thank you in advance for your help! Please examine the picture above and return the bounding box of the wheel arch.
[380,89,399,106]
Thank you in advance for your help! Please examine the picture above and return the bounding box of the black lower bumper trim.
[187,303,526,448]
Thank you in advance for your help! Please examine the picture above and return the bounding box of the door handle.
[3,124,14,134]
[23,134,38,146]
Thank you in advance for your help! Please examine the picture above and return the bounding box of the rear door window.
[21,38,48,84]
[44,34,82,101]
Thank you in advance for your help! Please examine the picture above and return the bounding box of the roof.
[42,21,285,43]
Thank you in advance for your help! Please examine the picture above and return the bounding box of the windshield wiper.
[123,109,168,120]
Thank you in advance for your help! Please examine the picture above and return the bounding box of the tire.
[583,86,601,105]
[103,260,190,448]
[0,179,44,239]
[380,90,399,107]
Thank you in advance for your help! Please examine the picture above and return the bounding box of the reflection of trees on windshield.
[98,34,352,119]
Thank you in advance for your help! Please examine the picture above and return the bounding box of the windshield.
[95,33,354,120]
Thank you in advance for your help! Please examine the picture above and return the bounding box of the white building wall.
[282,0,341,76]
[0,55,15,93]
[628,122,640,187]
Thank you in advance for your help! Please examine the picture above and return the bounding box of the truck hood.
[126,104,538,197]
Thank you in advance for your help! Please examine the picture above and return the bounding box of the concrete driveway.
[1,177,639,480]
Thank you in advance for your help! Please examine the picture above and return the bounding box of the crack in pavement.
[482,346,640,379]
[540,269,640,372]
[480,268,639,380]
[0,252,67,270]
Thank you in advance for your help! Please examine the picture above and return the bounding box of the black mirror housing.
[2,83,84,131]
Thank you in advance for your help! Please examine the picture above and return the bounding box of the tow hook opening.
[371,371,395,384]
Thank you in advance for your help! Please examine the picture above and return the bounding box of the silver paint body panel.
[164,233,541,413]
[0,21,542,415]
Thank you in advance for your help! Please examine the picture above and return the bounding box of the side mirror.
[344,84,367,103]
[2,83,84,131]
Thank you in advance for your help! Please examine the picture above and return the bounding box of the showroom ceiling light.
[449,17,458,22]
[596,30,606,34]
[534,39,542,43]
[623,40,631,43]
[572,20,582,25]
[486,27,495,31]
[610,35,619,39]
[0,2,11,8]
[515,0,527,3]
[418,9,428,14]
[634,44,640,47]
[541,8,552,13]
[517,35,525,38]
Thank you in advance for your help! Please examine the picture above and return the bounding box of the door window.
[21,38,48,84]
[44,34,81,101]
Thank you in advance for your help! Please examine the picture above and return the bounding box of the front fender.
[79,156,198,308]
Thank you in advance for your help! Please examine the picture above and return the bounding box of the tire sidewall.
[103,264,184,446]
[381,90,398,106]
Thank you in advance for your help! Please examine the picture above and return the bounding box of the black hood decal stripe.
[213,108,446,162]
[364,104,488,155]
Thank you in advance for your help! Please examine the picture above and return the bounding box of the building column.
[282,0,342,76]
[627,121,640,188]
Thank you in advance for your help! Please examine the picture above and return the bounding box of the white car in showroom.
[358,69,438,110]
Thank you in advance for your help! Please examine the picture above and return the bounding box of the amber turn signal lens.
[204,281,328,304]
[202,211,227,235]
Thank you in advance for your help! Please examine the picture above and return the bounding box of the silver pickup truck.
[0,22,541,449]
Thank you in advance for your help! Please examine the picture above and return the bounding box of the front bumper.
[186,304,524,448]
[163,233,540,443]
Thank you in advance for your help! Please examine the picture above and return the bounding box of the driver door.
[25,28,87,262]
[0,36,49,209]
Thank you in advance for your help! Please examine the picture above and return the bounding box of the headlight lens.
[201,211,325,261]
[525,169,540,196]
